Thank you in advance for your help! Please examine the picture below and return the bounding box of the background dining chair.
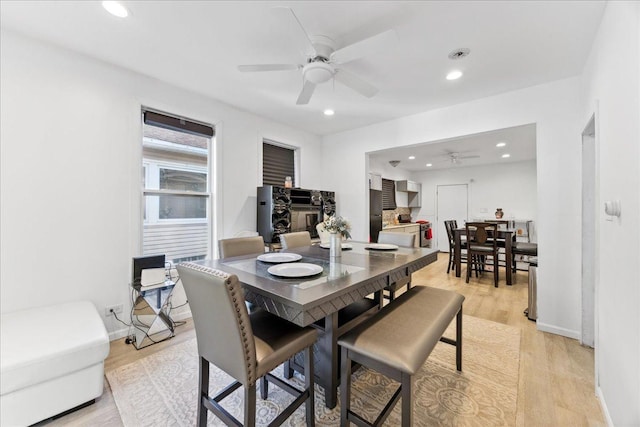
[219,235,265,258]
[315,223,330,244]
[377,231,416,301]
[280,231,312,249]
[512,241,538,272]
[444,220,467,274]
[177,263,318,427]
[465,222,500,287]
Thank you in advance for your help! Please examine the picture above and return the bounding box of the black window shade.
[143,111,214,138]
[382,178,397,210]
[263,141,295,187]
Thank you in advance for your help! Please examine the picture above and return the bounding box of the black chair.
[465,222,500,287]
[444,220,467,274]
[177,263,318,427]
[512,242,538,272]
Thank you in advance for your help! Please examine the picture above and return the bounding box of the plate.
[319,243,353,250]
[267,263,323,278]
[257,253,302,263]
[365,243,399,251]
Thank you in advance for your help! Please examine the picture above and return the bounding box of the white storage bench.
[1,301,110,426]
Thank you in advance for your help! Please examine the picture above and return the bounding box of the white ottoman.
[1,301,110,426]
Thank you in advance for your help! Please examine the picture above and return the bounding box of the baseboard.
[536,321,581,340]
[596,386,614,426]
[107,308,192,342]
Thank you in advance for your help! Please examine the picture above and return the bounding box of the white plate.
[319,243,353,250]
[365,243,399,251]
[267,263,323,278]
[257,253,302,263]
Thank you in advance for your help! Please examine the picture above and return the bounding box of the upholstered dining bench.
[338,286,464,427]
[0,301,110,426]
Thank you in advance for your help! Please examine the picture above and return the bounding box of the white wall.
[322,77,583,340]
[0,30,322,337]
[411,160,537,248]
[580,2,640,425]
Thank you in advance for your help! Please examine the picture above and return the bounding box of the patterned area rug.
[106,315,520,426]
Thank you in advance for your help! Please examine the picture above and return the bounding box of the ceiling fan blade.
[272,7,317,58]
[296,80,316,105]
[330,29,397,64]
[238,64,300,72]
[459,155,480,159]
[335,69,378,98]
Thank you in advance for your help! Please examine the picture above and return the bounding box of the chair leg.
[340,348,353,427]
[389,288,396,301]
[305,345,315,427]
[494,253,499,287]
[244,383,256,427]
[401,372,414,427]
[465,255,471,283]
[456,308,463,371]
[260,376,268,400]
[198,357,209,427]
[447,248,453,273]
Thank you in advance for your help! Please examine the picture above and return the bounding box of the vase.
[495,208,504,219]
[329,232,342,259]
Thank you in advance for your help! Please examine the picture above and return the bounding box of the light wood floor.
[39,255,606,426]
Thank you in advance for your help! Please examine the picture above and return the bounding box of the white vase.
[329,232,342,259]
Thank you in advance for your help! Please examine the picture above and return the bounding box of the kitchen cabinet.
[395,180,421,207]
[382,223,420,247]
[368,173,382,190]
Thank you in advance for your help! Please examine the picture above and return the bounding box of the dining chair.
[465,222,500,287]
[444,220,467,274]
[218,235,265,258]
[512,241,538,272]
[315,223,330,244]
[177,263,318,427]
[377,231,416,300]
[280,231,312,249]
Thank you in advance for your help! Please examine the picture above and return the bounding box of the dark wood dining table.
[453,227,516,285]
[194,241,438,408]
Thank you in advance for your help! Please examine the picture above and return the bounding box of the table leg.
[506,236,513,286]
[317,312,339,408]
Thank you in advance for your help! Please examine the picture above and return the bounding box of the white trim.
[536,322,581,340]
[596,386,614,427]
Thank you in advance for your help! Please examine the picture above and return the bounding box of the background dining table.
[194,241,438,408]
[453,227,516,285]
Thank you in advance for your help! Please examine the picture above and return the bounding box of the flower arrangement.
[323,215,351,239]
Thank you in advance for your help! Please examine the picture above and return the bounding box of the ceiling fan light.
[303,62,334,84]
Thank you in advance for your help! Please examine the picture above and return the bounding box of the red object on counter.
[416,220,429,224]
[426,228,433,239]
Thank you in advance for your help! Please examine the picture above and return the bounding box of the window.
[142,110,213,264]
[382,178,397,210]
[263,140,295,187]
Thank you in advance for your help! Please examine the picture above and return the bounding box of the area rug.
[106,315,520,426]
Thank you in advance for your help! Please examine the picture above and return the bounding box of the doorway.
[436,184,468,252]
[581,115,597,349]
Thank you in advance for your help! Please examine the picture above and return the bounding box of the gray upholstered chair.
[315,223,330,244]
[177,263,318,427]
[378,231,416,301]
[279,231,312,249]
[218,235,265,258]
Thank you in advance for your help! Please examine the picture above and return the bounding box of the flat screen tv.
[132,254,166,287]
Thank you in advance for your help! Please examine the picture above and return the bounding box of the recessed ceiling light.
[408,156,415,160]
[501,154,511,158]
[323,109,335,116]
[496,142,506,148]
[426,163,433,167]
[102,1,129,18]
[446,70,463,80]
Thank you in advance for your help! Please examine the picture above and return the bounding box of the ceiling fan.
[444,151,480,164]
[238,7,397,105]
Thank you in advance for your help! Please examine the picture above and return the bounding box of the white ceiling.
[370,123,537,172]
[0,1,605,139]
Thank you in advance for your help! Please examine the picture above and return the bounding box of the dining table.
[453,227,516,285]
[193,241,438,408]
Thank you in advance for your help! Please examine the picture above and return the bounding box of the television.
[132,254,166,287]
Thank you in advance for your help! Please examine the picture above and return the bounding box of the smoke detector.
[389,160,401,167]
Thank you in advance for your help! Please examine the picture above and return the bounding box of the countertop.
[382,222,420,230]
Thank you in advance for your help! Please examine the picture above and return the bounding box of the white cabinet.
[395,180,421,207]
[369,172,382,190]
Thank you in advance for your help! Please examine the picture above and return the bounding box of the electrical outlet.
[105,304,124,316]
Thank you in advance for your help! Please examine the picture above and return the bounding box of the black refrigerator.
[369,189,383,242]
